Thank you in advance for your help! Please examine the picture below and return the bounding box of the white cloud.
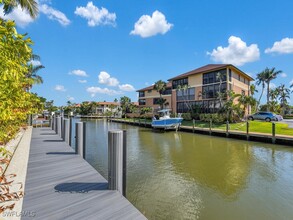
[69,69,88,77]
[67,96,74,101]
[78,80,87,83]
[54,85,66,92]
[39,4,70,26]
[281,73,287,78]
[86,87,121,97]
[207,36,260,66]
[130,10,173,38]
[0,5,34,28]
[98,71,119,86]
[119,84,135,92]
[265,38,293,54]
[75,2,116,27]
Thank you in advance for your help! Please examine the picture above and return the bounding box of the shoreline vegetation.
[106,117,293,137]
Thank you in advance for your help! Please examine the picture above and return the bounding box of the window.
[153,98,161,105]
[148,90,152,93]
[172,78,188,89]
[162,88,172,95]
[139,91,145,97]
[176,101,202,113]
[176,88,195,101]
[229,69,232,81]
[203,69,227,85]
[202,83,226,99]
[139,99,146,106]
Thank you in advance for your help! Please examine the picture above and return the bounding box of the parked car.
[248,112,277,122]
[275,114,283,121]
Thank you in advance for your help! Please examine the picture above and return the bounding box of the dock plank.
[22,128,146,220]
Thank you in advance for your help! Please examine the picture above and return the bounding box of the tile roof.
[136,82,172,92]
[168,64,254,81]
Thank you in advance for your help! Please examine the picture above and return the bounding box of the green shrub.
[199,113,226,123]
[182,113,192,121]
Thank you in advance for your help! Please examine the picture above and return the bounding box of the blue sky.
[1,0,293,106]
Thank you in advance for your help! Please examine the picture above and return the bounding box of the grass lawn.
[182,120,293,136]
[116,118,293,136]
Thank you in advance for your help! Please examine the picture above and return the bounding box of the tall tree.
[262,67,282,111]
[277,84,291,115]
[25,59,44,91]
[154,80,167,109]
[120,96,131,118]
[255,71,266,111]
[1,0,38,18]
[249,84,258,97]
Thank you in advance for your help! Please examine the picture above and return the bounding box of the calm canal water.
[72,119,293,220]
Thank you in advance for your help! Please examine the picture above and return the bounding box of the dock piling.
[69,117,72,146]
[64,119,70,144]
[226,121,229,137]
[246,121,250,140]
[272,122,276,144]
[57,117,61,136]
[76,122,86,159]
[108,130,124,195]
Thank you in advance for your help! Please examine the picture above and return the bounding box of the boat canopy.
[157,109,172,113]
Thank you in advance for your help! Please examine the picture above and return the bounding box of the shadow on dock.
[46,152,76,155]
[40,133,58,135]
[43,139,64,142]
[54,182,108,193]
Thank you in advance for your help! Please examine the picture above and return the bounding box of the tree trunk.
[256,85,264,112]
[266,82,270,112]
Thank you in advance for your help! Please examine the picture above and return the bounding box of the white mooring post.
[108,130,125,195]
[61,116,64,138]
[54,116,57,133]
[51,115,54,130]
[69,117,73,146]
[64,119,70,144]
[57,117,62,137]
[76,122,86,159]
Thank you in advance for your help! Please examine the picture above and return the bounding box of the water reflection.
[76,119,293,220]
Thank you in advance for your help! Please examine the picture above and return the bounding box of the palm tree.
[277,84,291,115]
[255,71,266,111]
[24,61,44,91]
[120,96,131,118]
[154,80,167,109]
[215,71,227,108]
[269,88,279,102]
[262,67,282,111]
[2,0,39,18]
[220,91,241,122]
[237,94,256,117]
[249,84,258,97]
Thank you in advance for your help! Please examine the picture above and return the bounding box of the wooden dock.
[22,127,146,220]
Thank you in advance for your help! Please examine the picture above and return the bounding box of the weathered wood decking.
[22,128,146,220]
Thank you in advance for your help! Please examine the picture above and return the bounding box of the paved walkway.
[22,128,146,220]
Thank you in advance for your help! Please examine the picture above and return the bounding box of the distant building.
[137,64,254,113]
[95,102,120,115]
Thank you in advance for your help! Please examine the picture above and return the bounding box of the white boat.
[151,109,183,130]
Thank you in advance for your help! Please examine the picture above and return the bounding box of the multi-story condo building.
[137,64,254,113]
[137,82,173,110]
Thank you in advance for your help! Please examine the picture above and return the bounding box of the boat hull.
[151,118,183,130]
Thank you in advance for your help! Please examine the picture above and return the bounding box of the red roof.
[168,64,254,81]
[136,82,172,92]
